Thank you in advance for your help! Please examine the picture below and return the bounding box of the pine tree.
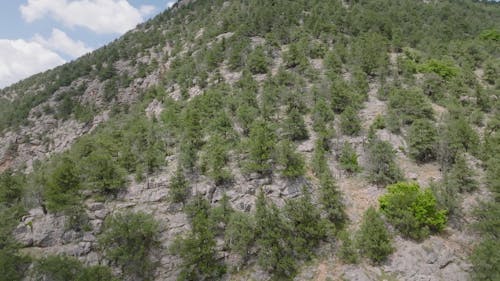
[356,207,393,264]
[276,140,305,178]
[319,172,347,228]
[339,142,361,174]
[169,167,190,204]
[407,119,437,163]
[448,153,477,193]
[246,119,276,175]
[282,107,308,141]
[284,188,327,259]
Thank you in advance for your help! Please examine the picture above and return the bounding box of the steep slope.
[1,0,499,281]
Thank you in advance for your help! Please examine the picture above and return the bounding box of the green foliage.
[470,238,500,281]
[0,204,30,281]
[319,172,347,228]
[367,140,403,186]
[255,191,296,280]
[169,168,190,204]
[0,170,24,205]
[479,29,500,41]
[201,135,232,185]
[312,97,334,133]
[447,154,477,193]
[338,230,358,264]
[282,107,308,141]
[418,59,459,79]
[44,157,81,212]
[172,196,225,281]
[245,119,276,175]
[407,119,438,163]
[438,115,480,169]
[340,106,361,136]
[339,142,361,174]
[312,138,329,177]
[81,150,126,195]
[379,182,447,240]
[33,255,116,281]
[225,211,255,263]
[99,212,160,280]
[356,207,393,264]
[352,32,388,75]
[283,42,309,71]
[276,140,305,179]
[247,46,269,74]
[387,88,434,129]
[284,189,328,260]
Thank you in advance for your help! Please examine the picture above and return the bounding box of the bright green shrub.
[379,182,447,240]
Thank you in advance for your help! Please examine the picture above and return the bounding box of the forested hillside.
[0,0,499,280]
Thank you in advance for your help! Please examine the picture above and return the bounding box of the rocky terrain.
[0,0,499,280]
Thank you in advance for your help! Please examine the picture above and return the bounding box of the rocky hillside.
[1,0,499,280]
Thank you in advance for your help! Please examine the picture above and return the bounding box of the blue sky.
[0,0,177,88]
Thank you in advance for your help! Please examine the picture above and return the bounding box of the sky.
[0,0,177,89]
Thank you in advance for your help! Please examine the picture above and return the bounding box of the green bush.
[447,153,477,193]
[387,88,434,127]
[379,182,447,240]
[367,140,403,186]
[470,238,500,281]
[247,46,269,74]
[172,196,225,280]
[245,119,276,175]
[225,211,255,263]
[0,170,24,205]
[276,140,305,179]
[284,189,328,260]
[44,157,81,212]
[418,59,459,79]
[340,106,361,136]
[338,230,358,264]
[356,207,393,264]
[33,255,116,281]
[319,172,347,228]
[282,107,308,141]
[169,168,190,204]
[407,119,438,163]
[339,142,361,174]
[99,212,160,280]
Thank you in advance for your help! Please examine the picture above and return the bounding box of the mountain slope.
[1,0,499,280]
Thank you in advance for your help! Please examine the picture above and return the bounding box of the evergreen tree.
[312,138,329,177]
[276,140,305,179]
[367,140,403,186]
[284,188,327,260]
[447,153,477,193]
[225,211,255,264]
[356,207,393,264]
[45,157,81,212]
[282,107,308,141]
[340,106,362,136]
[245,119,276,175]
[339,142,361,174]
[247,46,269,74]
[407,119,437,163]
[255,191,296,279]
[169,167,190,204]
[338,230,358,264]
[319,172,347,228]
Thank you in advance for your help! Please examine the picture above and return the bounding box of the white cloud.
[167,1,176,8]
[34,28,92,58]
[0,39,65,88]
[20,0,155,34]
